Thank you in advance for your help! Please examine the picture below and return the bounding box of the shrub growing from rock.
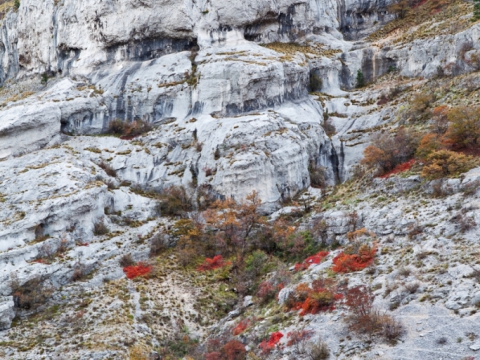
[93,220,109,236]
[332,244,376,273]
[345,285,404,343]
[421,150,475,179]
[123,262,152,279]
[155,185,193,217]
[108,118,152,139]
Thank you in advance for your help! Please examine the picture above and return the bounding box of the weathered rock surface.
[1,0,480,359]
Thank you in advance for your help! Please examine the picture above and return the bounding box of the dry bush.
[71,262,87,282]
[108,119,152,138]
[397,267,411,277]
[361,128,420,176]
[387,0,416,19]
[311,218,329,247]
[463,180,480,197]
[443,106,480,150]
[129,343,150,360]
[98,161,116,177]
[119,253,135,267]
[408,92,435,121]
[93,220,109,235]
[309,163,327,188]
[450,212,477,233]
[37,242,56,262]
[306,341,330,360]
[407,223,423,239]
[10,273,53,310]
[155,185,194,217]
[431,105,449,135]
[149,231,169,257]
[345,285,404,343]
[108,119,125,134]
[404,282,420,294]
[34,223,45,240]
[421,150,475,179]
[416,133,442,159]
[323,119,336,137]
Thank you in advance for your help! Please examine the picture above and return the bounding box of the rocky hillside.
[1,0,480,359]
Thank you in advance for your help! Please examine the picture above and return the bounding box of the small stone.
[470,343,480,351]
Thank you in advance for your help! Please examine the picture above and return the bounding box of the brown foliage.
[98,161,117,177]
[361,128,419,175]
[93,220,109,235]
[108,119,152,138]
[408,92,435,120]
[119,253,135,267]
[155,186,194,217]
[421,150,475,179]
[443,106,480,150]
[309,163,327,188]
[415,133,442,159]
[345,285,404,343]
[10,273,53,310]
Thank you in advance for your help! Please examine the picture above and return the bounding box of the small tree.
[443,106,480,150]
[356,70,365,88]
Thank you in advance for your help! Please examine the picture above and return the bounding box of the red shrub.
[205,352,223,360]
[256,281,276,303]
[379,159,415,179]
[286,330,314,346]
[259,332,284,354]
[294,251,329,271]
[223,340,246,360]
[332,245,376,273]
[232,319,250,336]
[33,259,47,264]
[123,262,152,279]
[197,255,231,271]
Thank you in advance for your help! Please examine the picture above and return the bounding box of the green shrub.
[356,70,365,88]
[310,72,323,92]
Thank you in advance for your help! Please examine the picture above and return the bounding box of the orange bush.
[415,133,442,159]
[421,150,475,179]
[332,245,376,273]
[197,255,231,271]
[286,279,342,315]
[123,262,152,279]
[232,319,252,336]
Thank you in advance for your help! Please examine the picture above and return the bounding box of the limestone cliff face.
[1,0,480,354]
